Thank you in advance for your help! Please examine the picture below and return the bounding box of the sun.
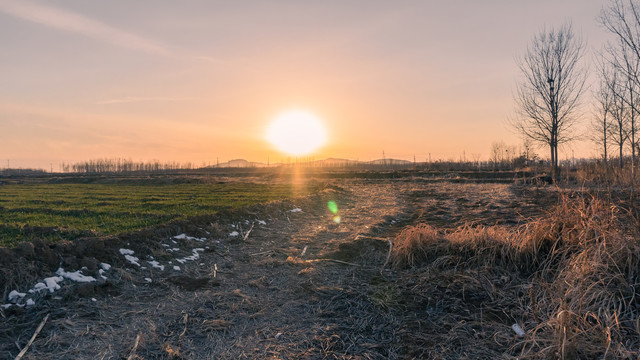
[266,110,327,156]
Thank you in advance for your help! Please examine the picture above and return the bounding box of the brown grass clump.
[392,195,640,359]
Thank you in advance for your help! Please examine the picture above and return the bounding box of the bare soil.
[0,180,558,359]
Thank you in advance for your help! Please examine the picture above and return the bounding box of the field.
[0,181,318,246]
[0,170,639,359]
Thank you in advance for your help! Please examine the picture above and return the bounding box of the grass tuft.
[392,194,640,359]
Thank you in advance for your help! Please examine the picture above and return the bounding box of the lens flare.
[328,201,340,223]
[327,200,338,214]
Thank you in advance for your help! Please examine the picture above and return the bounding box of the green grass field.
[0,182,316,246]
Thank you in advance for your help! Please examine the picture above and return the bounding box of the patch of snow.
[244,220,249,225]
[166,248,180,252]
[512,324,526,337]
[26,299,35,307]
[173,233,206,242]
[124,254,141,267]
[91,298,97,302]
[1,304,11,309]
[56,268,96,282]
[171,240,177,244]
[99,269,107,280]
[100,263,111,271]
[162,244,170,247]
[8,290,26,302]
[257,220,267,225]
[289,208,303,213]
[119,248,134,255]
[231,224,236,228]
[43,276,63,293]
[144,278,152,283]
[229,231,239,237]
[29,282,47,293]
[173,265,180,271]
[148,260,165,271]
[140,266,147,270]
[176,248,204,264]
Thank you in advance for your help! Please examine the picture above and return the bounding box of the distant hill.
[208,157,413,168]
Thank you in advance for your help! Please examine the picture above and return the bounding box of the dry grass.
[392,194,640,359]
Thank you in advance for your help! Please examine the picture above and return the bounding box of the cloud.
[96,96,197,105]
[0,0,169,55]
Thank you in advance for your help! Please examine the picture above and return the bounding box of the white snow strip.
[176,248,204,264]
[99,269,107,280]
[8,290,26,303]
[289,208,303,213]
[144,278,152,283]
[43,276,63,293]
[162,243,170,247]
[1,304,11,309]
[166,248,180,252]
[172,233,206,242]
[119,248,134,255]
[148,260,165,271]
[26,299,35,306]
[124,254,141,267]
[257,220,267,225]
[56,268,96,283]
[173,265,180,271]
[100,263,111,271]
[229,231,239,237]
[91,298,97,302]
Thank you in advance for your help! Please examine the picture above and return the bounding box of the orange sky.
[0,0,610,169]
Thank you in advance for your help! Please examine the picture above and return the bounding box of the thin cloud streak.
[0,0,169,55]
[96,96,198,105]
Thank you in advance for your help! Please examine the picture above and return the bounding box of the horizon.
[0,1,611,170]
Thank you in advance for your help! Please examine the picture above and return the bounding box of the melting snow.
[229,231,239,237]
[144,278,152,283]
[100,263,111,271]
[257,220,267,225]
[124,254,141,267]
[173,265,180,271]
[119,248,134,255]
[173,233,206,242]
[148,260,165,270]
[26,299,35,306]
[8,290,26,302]
[56,268,96,282]
[43,276,64,292]
[289,208,303,213]
[176,248,204,264]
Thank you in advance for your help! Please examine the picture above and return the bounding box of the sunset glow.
[266,110,327,156]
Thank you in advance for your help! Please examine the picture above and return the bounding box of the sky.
[0,0,613,169]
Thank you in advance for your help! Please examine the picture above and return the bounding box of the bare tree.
[512,23,586,179]
[592,67,615,164]
[605,68,631,168]
[600,0,640,175]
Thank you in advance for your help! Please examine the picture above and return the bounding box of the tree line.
[62,158,196,173]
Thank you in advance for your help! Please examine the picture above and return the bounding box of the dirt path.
[1,180,555,359]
